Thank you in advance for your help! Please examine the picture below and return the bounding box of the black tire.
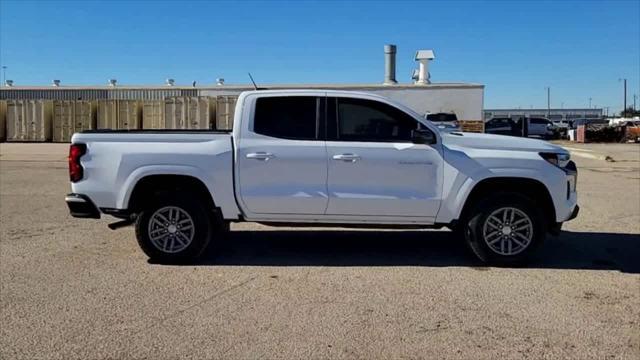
[135,193,213,263]
[463,192,546,265]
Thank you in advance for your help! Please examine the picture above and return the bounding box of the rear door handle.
[246,152,275,161]
[332,153,361,162]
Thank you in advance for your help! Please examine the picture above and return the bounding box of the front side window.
[253,96,319,140]
[336,97,420,142]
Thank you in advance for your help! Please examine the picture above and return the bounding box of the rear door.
[324,96,443,220]
[236,94,328,215]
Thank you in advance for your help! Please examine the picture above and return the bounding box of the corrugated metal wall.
[0,89,198,100]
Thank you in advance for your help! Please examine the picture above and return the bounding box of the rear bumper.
[65,193,100,219]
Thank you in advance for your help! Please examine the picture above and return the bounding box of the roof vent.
[414,50,435,85]
[108,79,117,87]
[52,80,61,87]
[4,80,13,87]
[166,78,175,86]
[216,78,225,85]
[383,44,398,85]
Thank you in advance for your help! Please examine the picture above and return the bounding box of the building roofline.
[0,82,484,91]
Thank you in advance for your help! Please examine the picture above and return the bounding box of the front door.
[325,97,443,219]
[237,95,328,215]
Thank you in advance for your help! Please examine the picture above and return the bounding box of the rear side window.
[253,96,319,140]
[336,97,419,142]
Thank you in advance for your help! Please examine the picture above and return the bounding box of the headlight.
[540,152,571,168]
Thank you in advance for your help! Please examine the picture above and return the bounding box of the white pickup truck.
[66,90,578,264]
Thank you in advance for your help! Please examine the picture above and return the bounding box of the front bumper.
[65,193,101,219]
[567,204,580,221]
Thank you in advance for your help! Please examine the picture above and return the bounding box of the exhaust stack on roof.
[414,50,435,85]
[383,44,397,85]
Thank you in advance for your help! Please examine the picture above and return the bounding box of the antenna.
[248,72,258,90]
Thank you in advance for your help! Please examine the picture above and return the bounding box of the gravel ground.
[0,142,639,359]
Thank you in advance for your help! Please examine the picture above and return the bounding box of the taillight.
[69,144,86,182]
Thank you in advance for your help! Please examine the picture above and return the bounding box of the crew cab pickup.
[66,90,579,264]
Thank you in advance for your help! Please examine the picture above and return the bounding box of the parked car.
[425,112,460,132]
[552,120,572,129]
[484,117,516,136]
[66,90,579,265]
[527,117,556,139]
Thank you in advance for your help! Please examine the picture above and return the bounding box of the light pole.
[545,86,551,118]
[589,97,592,108]
[561,102,564,109]
[1,66,6,85]
[634,94,637,112]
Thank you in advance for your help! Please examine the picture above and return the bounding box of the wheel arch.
[457,177,556,230]
[127,174,217,214]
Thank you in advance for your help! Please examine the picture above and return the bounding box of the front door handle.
[332,153,361,162]
[246,152,275,161]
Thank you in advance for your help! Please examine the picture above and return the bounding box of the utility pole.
[619,78,627,116]
[545,86,551,118]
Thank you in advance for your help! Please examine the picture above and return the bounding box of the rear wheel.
[463,193,545,265]
[135,193,213,263]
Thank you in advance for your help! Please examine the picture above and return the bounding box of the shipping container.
[117,100,141,130]
[164,97,187,129]
[97,100,141,130]
[52,101,97,142]
[97,100,118,129]
[0,100,6,141]
[6,100,52,142]
[187,97,214,129]
[165,97,214,129]
[142,100,165,129]
[215,96,237,130]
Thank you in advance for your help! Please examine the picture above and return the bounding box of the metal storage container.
[164,97,187,129]
[187,97,214,129]
[117,100,141,130]
[142,100,165,129]
[6,100,53,142]
[97,100,118,129]
[215,96,237,130]
[97,100,141,130]
[52,101,97,142]
[0,100,6,141]
[165,97,214,129]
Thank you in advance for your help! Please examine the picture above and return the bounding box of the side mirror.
[411,128,436,144]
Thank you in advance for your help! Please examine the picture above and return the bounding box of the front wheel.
[135,194,213,263]
[463,193,545,265]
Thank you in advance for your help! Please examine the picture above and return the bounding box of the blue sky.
[0,0,638,111]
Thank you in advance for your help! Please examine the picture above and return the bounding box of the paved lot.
[1,142,639,359]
